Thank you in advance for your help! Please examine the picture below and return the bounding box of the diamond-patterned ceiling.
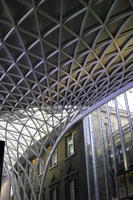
[0,0,132,113]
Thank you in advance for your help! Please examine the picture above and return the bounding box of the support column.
[83,116,91,200]
[114,98,128,171]
[124,92,133,144]
[0,140,5,193]
[83,114,100,200]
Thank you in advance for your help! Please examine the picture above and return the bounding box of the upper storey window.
[66,133,74,158]
[38,159,44,176]
[50,149,57,168]
[29,157,38,178]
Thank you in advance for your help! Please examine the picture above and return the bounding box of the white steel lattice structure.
[0,0,133,199]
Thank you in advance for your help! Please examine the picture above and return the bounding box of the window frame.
[65,133,75,159]
[65,173,78,200]
[29,157,38,179]
[49,149,58,169]
[38,159,44,176]
[49,182,60,200]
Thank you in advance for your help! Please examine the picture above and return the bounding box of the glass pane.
[50,150,57,167]
[83,88,133,200]
[66,134,74,157]
[69,144,74,155]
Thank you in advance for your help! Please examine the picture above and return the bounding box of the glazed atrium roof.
[0,0,133,180]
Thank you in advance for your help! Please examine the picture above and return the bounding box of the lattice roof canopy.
[0,0,132,113]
